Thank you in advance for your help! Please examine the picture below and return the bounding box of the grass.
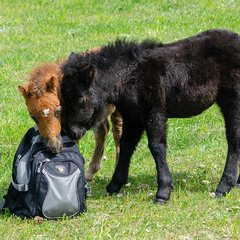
[0,0,240,239]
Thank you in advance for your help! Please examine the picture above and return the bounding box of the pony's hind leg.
[110,110,123,170]
[216,94,240,197]
[85,118,110,180]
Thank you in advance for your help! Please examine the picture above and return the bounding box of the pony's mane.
[27,62,63,97]
[92,39,162,67]
[63,39,163,73]
[61,39,164,82]
[102,39,162,57]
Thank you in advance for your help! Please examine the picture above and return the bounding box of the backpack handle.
[11,177,29,192]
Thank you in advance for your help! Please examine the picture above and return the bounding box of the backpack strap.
[31,134,43,145]
[33,125,38,131]
[11,131,42,192]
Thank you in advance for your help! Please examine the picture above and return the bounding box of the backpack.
[0,126,89,219]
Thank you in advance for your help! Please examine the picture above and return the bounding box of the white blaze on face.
[43,108,50,117]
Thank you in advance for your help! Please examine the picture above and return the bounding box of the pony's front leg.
[145,110,174,203]
[106,120,144,194]
[85,118,110,180]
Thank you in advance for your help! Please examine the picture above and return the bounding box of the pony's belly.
[166,98,215,118]
[165,81,218,118]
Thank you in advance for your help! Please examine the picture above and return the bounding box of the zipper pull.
[15,154,22,166]
[37,158,50,173]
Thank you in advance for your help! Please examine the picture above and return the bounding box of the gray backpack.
[1,126,89,219]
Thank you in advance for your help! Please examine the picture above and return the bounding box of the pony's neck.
[57,76,63,101]
[55,62,64,102]
[92,55,134,105]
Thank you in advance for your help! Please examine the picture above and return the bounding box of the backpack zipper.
[37,158,50,173]
[34,157,50,217]
[15,154,22,166]
[15,143,32,166]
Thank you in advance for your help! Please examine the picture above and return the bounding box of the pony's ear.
[85,65,96,88]
[18,85,29,98]
[68,52,79,61]
[89,65,96,82]
[46,76,57,92]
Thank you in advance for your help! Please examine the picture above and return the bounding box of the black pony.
[61,29,240,203]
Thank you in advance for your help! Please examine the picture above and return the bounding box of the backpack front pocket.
[41,167,81,219]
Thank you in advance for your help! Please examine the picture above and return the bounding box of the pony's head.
[61,52,107,140]
[19,63,63,153]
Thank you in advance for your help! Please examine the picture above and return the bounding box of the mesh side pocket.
[42,168,80,218]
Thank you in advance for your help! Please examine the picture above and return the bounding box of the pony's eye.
[29,114,39,124]
[55,106,61,119]
[77,96,86,105]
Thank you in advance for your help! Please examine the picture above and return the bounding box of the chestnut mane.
[27,61,63,98]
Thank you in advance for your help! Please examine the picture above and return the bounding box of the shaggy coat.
[18,49,122,180]
[61,29,240,202]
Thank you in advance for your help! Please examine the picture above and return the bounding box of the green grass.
[0,0,240,239]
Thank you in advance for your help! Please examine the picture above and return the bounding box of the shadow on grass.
[87,170,220,200]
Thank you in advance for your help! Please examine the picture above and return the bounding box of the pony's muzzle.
[68,126,86,139]
[45,135,63,153]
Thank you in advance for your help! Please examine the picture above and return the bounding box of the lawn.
[0,0,239,239]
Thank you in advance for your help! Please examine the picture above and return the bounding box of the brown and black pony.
[18,47,123,180]
[61,29,240,203]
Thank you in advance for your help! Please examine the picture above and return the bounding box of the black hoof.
[154,198,166,205]
[215,192,226,198]
[235,183,240,189]
[106,181,122,195]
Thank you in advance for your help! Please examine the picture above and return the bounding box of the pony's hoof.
[215,192,225,198]
[106,180,122,194]
[154,198,166,205]
[85,175,94,181]
[85,170,96,181]
[235,183,240,189]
